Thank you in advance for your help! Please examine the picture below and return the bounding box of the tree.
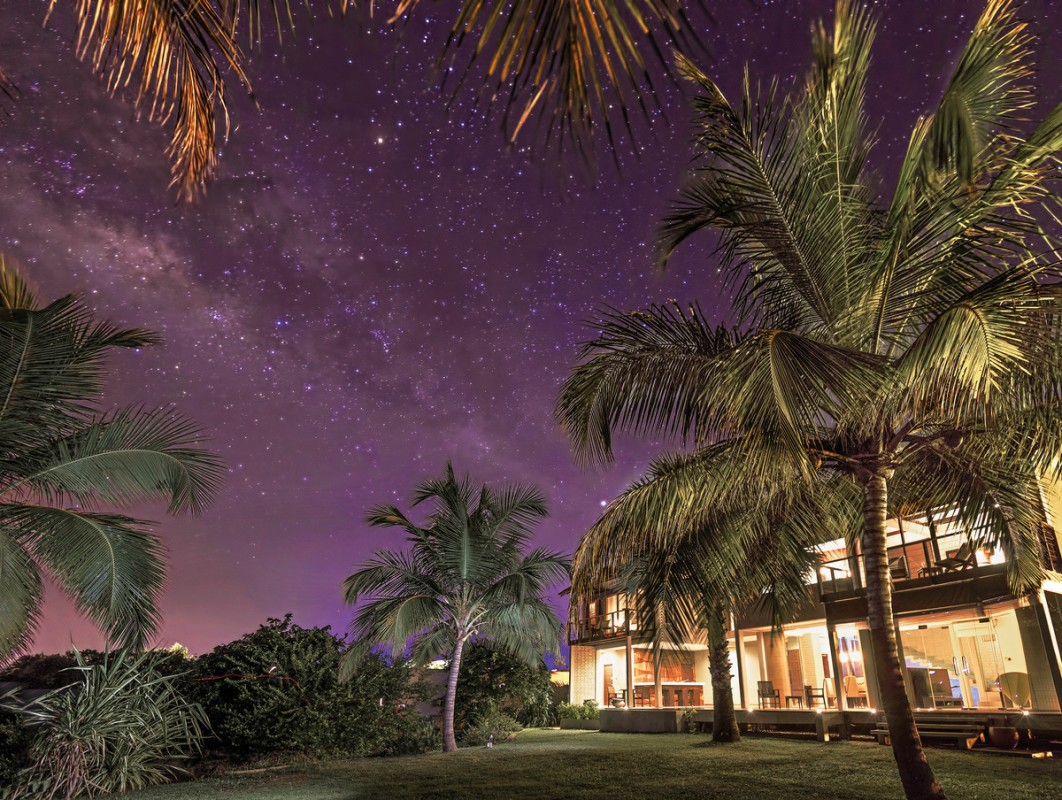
[2,0,708,201]
[577,462,832,743]
[557,2,1062,798]
[0,257,224,661]
[343,463,568,752]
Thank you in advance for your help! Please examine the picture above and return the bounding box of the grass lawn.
[129,729,1062,800]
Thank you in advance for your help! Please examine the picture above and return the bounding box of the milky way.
[1,0,1058,656]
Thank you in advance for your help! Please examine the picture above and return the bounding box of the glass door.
[954,621,1005,709]
[900,624,964,708]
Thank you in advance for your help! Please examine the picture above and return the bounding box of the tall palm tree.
[576,451,839,742]
[0,256,224,661]
[558,2,1062,798]
[342,463,568,752]
[4,0,708,201]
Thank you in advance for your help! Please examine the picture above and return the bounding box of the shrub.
[555,699,599,720]
[188,615,433,759]
[380,715,440,756]
[0,705,32,790]
[683,707,700,733]
[3,649,207,799]
[459,708,522,747]
[0,651,106,690]
[456,642,556,730]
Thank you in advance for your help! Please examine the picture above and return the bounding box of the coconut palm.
[342,463,568,752]
[558,2,1062,798]
[576,451,840,742]
[0,256,224,661]
[3,0,707,201]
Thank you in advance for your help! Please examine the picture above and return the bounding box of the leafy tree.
[455,641,556,731]
[189,615,430,758]
[0,257,223,661]
[2,0,708,200]
[557,2,1062,798]
[344,463,568,751]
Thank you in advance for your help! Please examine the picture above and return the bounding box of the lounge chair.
[937,543,976,572]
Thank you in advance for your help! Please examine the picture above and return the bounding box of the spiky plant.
[343,462,568,752]
[557,3,1062,798]
[3,648,209,800]
[4,0,709,200]
[0,256,224,661]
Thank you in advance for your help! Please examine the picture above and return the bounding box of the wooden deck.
[601,707,1062,741]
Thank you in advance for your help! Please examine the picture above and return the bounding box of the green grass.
[129,729,1062,800]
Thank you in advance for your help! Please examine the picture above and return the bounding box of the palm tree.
[4,0,707,201]
[558,2,1062,798]
[342,463,568,752]
[0,256,224,661]
[576,452,837,742]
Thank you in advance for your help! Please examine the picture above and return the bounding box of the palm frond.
[407,0,707,170]
[0,254,39,311]
[55,0,253,201]
[0,527,42,661]
[557,304,742,464]
[0,295,161,452]
[14,506,165,649]
[7,407,225,515]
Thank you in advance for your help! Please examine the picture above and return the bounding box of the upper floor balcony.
[814,510,1014,601]
[569,594,639,645]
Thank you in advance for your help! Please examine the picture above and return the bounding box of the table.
[785,695,804,708]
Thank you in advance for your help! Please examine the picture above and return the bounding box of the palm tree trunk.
[861,469,945,800]
[442,638,466,752]
[707,599,740,742]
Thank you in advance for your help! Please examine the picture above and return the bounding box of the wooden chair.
[757,680,780,708]
[804,684,827,708]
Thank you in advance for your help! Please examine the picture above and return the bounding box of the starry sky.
[2,0,1059,656]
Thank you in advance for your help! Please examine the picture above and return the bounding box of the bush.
[456,642,556,730]
[555,700,599,721]
[380,715,440,756]
[3,649,207,799]
[0,651,106,690]
[0,705,32,790]
[683,707,700,733]
[188,615,433,759]
[459,709,522,747]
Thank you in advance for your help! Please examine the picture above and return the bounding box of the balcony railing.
[816,535,1004,600]
[569,609,637,643]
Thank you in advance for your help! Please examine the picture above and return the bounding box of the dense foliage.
[456,642,556,730]
[188,616,435,758]
[459,709,523,748]
[3,649,207,800]
[555,700,600,721]
[0,706,31,788]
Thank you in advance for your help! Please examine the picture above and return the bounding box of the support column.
[733,622,746,709]
[764,631,790,703]
[626,634,636,707]
[826,621,846,711]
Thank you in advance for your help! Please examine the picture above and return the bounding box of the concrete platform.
[599,708,685,733]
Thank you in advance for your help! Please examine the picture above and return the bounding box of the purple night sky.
[2,1,1059,656]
